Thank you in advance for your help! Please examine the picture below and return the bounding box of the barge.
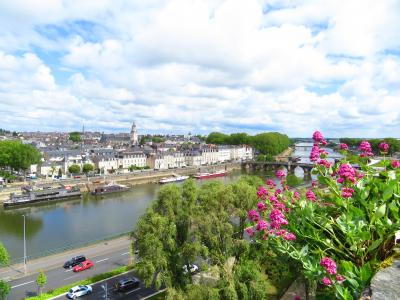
[194,170,228,179]
[4,185,82,208]
[91,183,130,195]
[159,175,189,184]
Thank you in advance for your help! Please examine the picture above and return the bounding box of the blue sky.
[0,0,399,137]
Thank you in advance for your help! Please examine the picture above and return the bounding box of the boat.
[91,183,130,195]
[3,185,82,208]
[159,175,189,184]
[194,170,228,179]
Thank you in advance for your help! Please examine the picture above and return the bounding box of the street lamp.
[23,214,27,275]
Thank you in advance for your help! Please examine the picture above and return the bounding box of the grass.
[26,265,133,300]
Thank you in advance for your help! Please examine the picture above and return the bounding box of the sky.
[0,0,399,137]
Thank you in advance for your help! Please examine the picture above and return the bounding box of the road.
[2,236,143,300]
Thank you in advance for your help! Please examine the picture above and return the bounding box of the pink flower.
[245,227,254,237]
[269,209,288,229]
[309,145,321,162]
[378,142,389,153]
[318,159,331,168]
[269,195,278,203]
[284,232,296,241]
[336,275,345,282]
[257,202,267,211]
[312,131,324,143]
[293,191,300,200]
[340,143,349,150]
[266,179,276,188]
[275,189,282,196]
[256,220,269,231]
[306,190,316,202]
[359,140,372,152]
[256,185,268,199]
[320,257,337,275]
[248,210,260,222]
[338,163,357,184]
[275,169,286,178]
[294,295,301,300]
[341,187,354,198]
[391,160,400,168]
[275,229,287,236]
[322,277,332,286]
[321,139,328,146]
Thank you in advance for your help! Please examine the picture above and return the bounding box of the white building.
[118,152,147,169]
[93,155,119,174]
[185,151,202,166]
[147,154,166,170]
[217,146,232,163]
[130,122,138,145]
[201,148,219,165]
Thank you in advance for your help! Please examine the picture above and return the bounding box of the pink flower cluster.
[312,131,324,142]
[293,191,300,200]
[266,179,276,188]
[309,145,321,162]
[248,210,260,222]
[378,142,389,153]
[245,227,254,237]
[337,163,357,184]
[341,187,354,198]
[275,169,286,178]
[306,190,316,202]
[256,220,269,231]
[257,202,267,211]
[256,186,268,199]
[269,209,288,229]
[320,257,337,275]
[339,143,348,150]
[318,159,331,168]
[392,160,400,168]
[359,141,373,157]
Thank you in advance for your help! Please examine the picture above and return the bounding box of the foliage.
[68,164,81,174]
[0,242,9,266]
[206,131,290,156]
[340,137,400,155]
[25,266,132,300]
[68,132,81,143]
[0,280,10,300]
[0,140,41,171]
[129,165,151,171]
[286,174,303,187]
[248,132,400,299]
[82,163,94,174]
[36,271,47,295]
[0,129,10,136]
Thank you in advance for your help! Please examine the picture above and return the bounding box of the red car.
[73,260,94,272]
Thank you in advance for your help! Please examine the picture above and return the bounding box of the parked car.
[183,264,199,274]
[63,255,86,269]
[114,277,141,292]
[73,260,94,272]
[66,285,92,299]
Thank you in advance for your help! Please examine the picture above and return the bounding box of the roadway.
[1,236,153,300]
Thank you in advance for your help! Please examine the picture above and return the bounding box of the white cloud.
[0,0,399,137]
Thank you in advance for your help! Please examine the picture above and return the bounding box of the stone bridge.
[241,160,314,174]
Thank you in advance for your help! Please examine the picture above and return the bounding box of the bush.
[286,174,303,187]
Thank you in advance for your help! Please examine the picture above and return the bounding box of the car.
[63,255,86,269]
[183,264,199,274]
[114,277,141,292]
[73,260,94,272]
[66,285,92,299]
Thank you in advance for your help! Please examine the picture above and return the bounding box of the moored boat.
[159,175,189,184]
[4,185,81,208]
[194,170,228,179]
[91,183,130,195]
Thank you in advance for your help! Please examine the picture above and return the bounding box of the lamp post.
[23,214,27,275]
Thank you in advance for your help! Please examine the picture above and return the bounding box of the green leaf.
[367,237,383,252]
[383,186,393,201]
[375,203,386,219]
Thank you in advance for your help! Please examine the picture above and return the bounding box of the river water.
[1,169,278,262]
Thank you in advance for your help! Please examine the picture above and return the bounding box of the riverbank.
[0,162,242,201]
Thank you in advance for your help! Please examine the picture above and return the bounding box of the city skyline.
[0,1,399,137]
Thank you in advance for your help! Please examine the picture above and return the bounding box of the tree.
[68,164,80,174]
[69,132,81,143]
[82,163,94,174]
[206,132,229,144]
[0,243,10,300]
[0,141,41,172]
[36,270,47,296]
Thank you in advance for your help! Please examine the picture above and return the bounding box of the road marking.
[11,280,35,289]
[125,287,141,295]
[65,268,73,272]
[95,258,110,263]
[64,275,79,281]
[121,252,129,256]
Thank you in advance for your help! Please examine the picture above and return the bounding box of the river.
[1,169,279,262]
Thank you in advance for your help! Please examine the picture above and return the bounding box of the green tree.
[36,270,47,295]
[82,163,94,174]
[69,132,81,143]
[286,174,303,187]
[0,243,10,300]
[0,141,41,172]
[68,164,80,174]
[206,132,229,144]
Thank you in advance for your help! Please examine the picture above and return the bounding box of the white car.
[66,285,92,299]
[183,264,199,274]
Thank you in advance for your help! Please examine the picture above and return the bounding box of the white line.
[64,275,79,281]
[95,258,109,263]
[65,269,73,272]
[141,288,167,300]
[125,287,141,295]
[121,252,129,256]
[11,280,35,289]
